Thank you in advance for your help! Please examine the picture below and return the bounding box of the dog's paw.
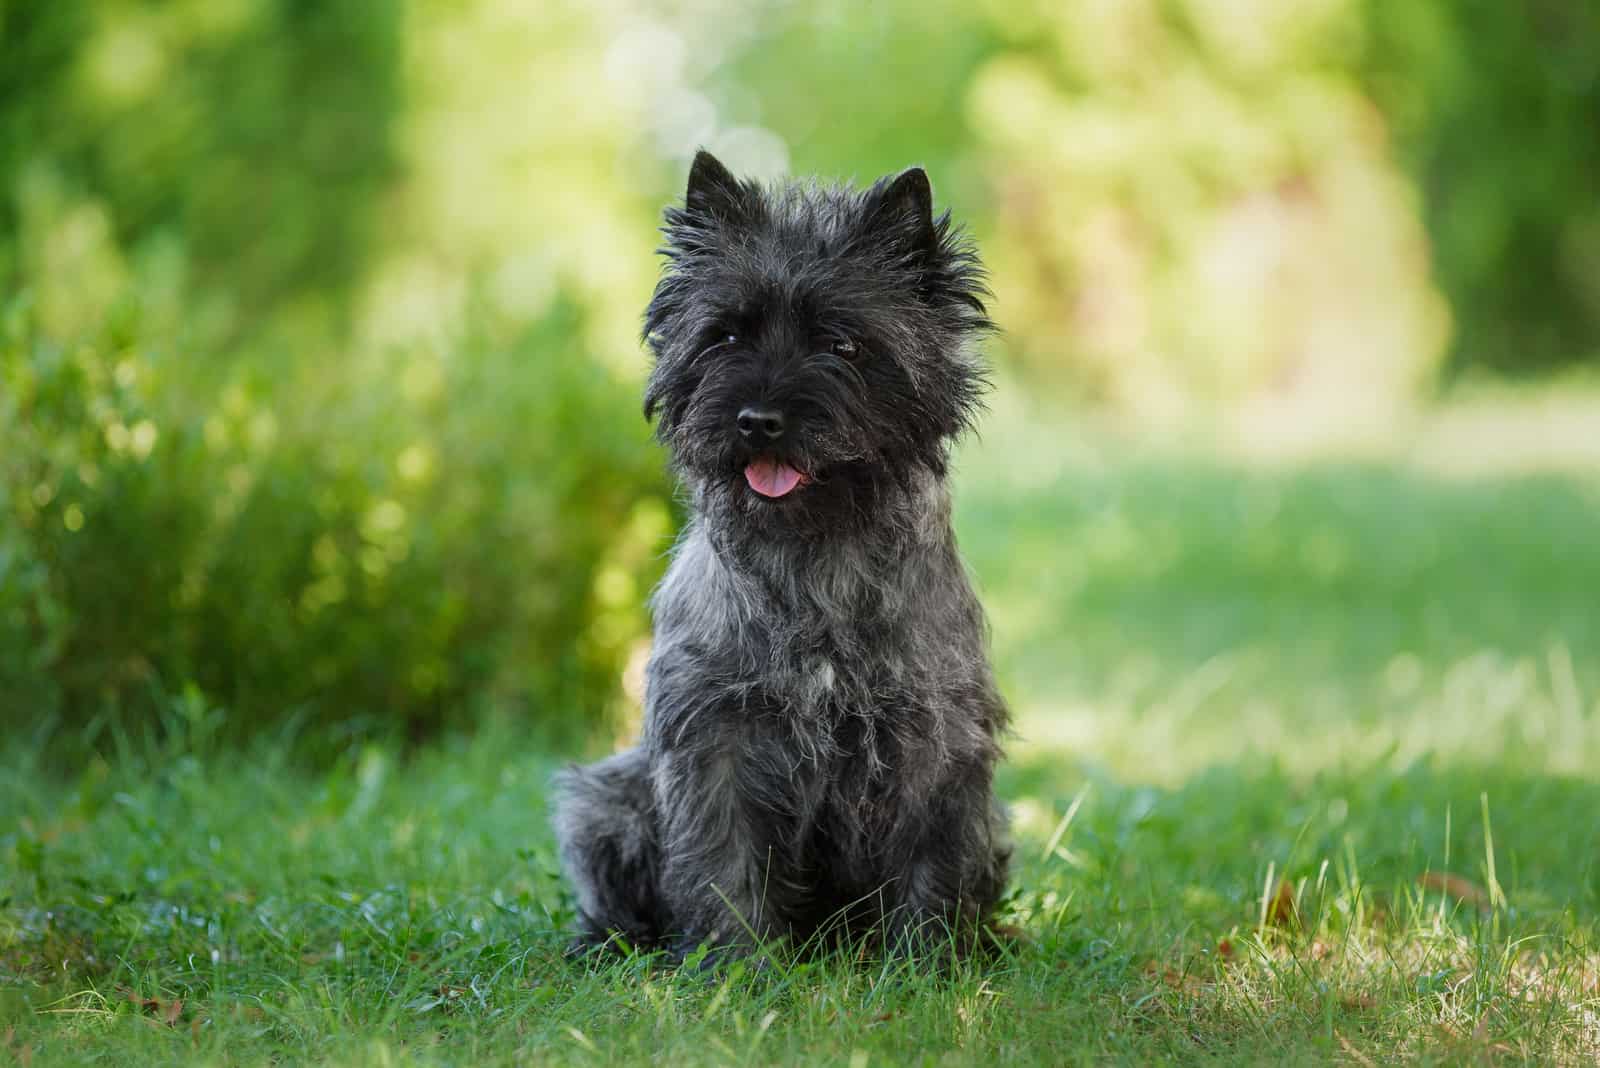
[564,927,660,967]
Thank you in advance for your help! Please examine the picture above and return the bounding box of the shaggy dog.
[553,150,1009,962]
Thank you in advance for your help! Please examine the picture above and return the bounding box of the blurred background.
[3,0,1598,762]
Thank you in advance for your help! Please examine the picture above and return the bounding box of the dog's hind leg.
[551,747,669,953]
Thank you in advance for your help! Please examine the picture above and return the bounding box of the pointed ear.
[872,166,937,250]
[685,149,745,216]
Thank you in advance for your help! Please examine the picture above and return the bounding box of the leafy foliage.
[0,1,675,748]
[2,0,1597,747]
[0,285,667,750]
[1360,1,1600,375]
[0,0,402,342]
[964,0,1447,428]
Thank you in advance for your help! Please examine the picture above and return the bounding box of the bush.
[0,0,401,341]
[1359,1,1600,376]
[0,281,669,752]
[0,0,674,753]
[964,0,1448,431]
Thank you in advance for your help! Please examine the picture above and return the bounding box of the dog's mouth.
[744,457,807,499]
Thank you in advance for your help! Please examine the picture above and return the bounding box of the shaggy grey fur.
[552,150,1010,961]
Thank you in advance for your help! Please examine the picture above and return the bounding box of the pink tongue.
[745,459,804,498]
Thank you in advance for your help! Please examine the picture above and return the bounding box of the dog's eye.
[721,333,739,347]
[831,338,858,358]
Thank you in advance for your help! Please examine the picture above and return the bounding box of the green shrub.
[0,0,401,342]
[963,0,1448,431]
[0,0,673,753]
[1360,1,1600,375]
[0,283,669,752]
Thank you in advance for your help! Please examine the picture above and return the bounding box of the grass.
[4,390,1600,1065]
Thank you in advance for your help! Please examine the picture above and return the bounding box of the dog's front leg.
[650,742,796,962]
[884,770,1009,964]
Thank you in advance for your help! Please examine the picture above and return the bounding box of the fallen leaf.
[1266,880,1298,929]
[1216,937,1234,960]
[1142,960,1173,983]
[1419,872,1489,908]
[1143,960,1205,994]
[118,988,184,1026]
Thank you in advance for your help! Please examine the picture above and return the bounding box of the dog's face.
[643,151,991,531]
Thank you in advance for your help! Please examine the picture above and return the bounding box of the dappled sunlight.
[1005,640,1600,784]
[948,384,1600,1059]
[997,750,1600,1060]
[957,383,1600,791]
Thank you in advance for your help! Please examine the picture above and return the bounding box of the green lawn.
[5,393,1600,1065]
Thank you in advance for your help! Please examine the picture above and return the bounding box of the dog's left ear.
[871,167,937,252]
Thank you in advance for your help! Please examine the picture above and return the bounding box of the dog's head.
[642,150,992,531]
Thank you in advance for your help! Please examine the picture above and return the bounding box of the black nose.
[737,406,785,444]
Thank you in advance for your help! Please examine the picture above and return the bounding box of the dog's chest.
[650,523,955,760]
[760,646,847,718]
[749,635,934,771]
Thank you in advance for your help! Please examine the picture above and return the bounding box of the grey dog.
[552,150,1009,962]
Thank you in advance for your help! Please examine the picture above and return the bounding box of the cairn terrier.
[553,150,1009,962]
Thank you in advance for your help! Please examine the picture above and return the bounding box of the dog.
[552,149,1009,963]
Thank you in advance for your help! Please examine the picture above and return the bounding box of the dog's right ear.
[874,167,937,252]
[685,149,746,217]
